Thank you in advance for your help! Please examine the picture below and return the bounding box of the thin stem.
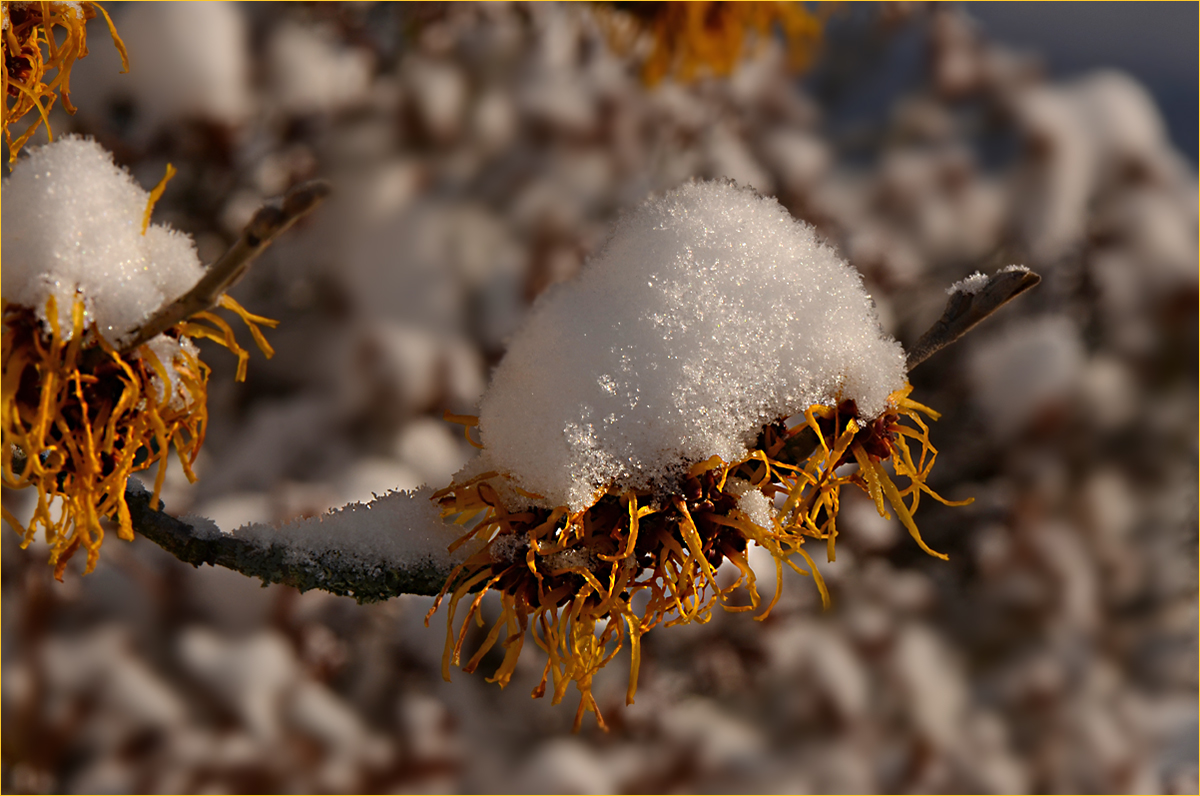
[905,268,1042,372]
[120,180,331,353]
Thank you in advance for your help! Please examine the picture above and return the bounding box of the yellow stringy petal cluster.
[428,384,969,730]
[0,295,275,577]
[597,1,828,85]
[2,1,128,161]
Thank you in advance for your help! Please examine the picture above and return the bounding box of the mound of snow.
[1,136,204,343]
[474,179,906,510]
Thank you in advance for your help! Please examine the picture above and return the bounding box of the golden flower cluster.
[1,292,275,578]
[430,385,967,730]
[2,1,127,161]
[599,1,829,85]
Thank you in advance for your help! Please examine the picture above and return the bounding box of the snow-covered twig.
[118,181,1043,729]
[126,481,454,601]
[126,264,1039,599]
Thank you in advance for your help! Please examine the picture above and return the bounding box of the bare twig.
[121,180,332,352]
[769,267,1040,467]
[906,267,1041,371]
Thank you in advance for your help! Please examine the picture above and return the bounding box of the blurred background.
[3,2,1196,792]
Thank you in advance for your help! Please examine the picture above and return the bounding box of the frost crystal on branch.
[228,487,478,596]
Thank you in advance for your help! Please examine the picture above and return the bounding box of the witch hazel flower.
[2,1,128,161]
[598,2,827,85]
[423,179,970,729]
[1,136,277,576]
[215,179,1026,731]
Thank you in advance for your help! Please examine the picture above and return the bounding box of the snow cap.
[476,179,907,510]
[1,136,205,343]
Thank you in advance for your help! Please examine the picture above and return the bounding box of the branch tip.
[120,179,332,353]
[906,267,1041,371]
